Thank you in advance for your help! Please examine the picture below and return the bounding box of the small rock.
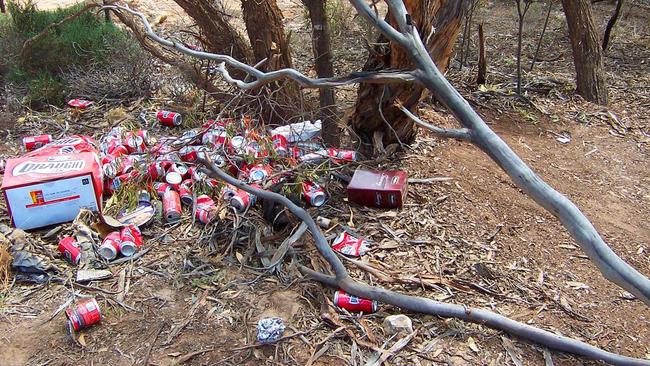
[383,314,413,335]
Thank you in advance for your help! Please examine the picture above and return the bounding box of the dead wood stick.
[170,347,213,366]
[142,323,165,366]
[407,177,452,184]
[200,159,649,366]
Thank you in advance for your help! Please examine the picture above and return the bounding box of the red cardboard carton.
[346,168,408,209]
[1,136,103,230]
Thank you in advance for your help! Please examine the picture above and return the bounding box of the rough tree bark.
[303,0,339,146]
[173,0,252,63]
[348,0,468,148]
[0,0,5,13]
[241,0,293,71]
[476,23,486,85]
[561,0,608,105]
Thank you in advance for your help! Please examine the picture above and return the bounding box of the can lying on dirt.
[119,225,143,257]
[157,110,182,127]
[331,232,370,257]
[22,134,52,152]
[66,298,101,332]
[302,181,326,207]
[98,231,122,260]
[58,237,81,265]
[333,290,377,313]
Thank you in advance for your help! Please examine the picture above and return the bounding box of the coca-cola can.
[138,189,151,205]
[58,237,81,265]
[331,232,370,257]
[103,162,119,179]
[136,129,152,145]
[99,231,122,260]
[333,290,377,313]
[119,225,143,257]
[125,134,146,153]
[205,178,219,189]
[247,164,272,182]
[147,162,166,181]
[66,298,102,332]
[169,162,189,177]
[328,148,357,162]
[22,134,52,151]
[179,146,207,163]
[157,110,182,127]
[163,190,182,223]
[107,143,128,157]
[230,185,259,213]
[165,172,183,190]
[211,154,226,168]
[271,134,288,157]
[230,135,246,153]
[221,184,237,200]
[178,182,193,206]
[289,146,303,159]
[111,171,141,191]
[192,168,207,182]
[202,130,227,147]
[195,195,216,224]
[153,182,172,197]
[67,99,94,109]
[302,181,326,207]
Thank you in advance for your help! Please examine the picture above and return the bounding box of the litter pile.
[0,103,410,339]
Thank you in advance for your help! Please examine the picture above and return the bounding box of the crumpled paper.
[257,317,286,344]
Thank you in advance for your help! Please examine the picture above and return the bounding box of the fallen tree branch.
[108,1,650,305]
[199,159,649,366]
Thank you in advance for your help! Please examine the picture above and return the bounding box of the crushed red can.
[163,190,182,223]
[271,134,288,157]
[331,232,370,257]
[147,162,166,181]
[22,134,52,151]
[333,291,377,313]
[157,110,182,127]
[327,148,357,162]
[67,99,94,109]
[195,195,215,224]
[98,231,122,260]
[58,236,81,265]
[124,133,146,154]
[247,164,272,182]
[165,171,183,190]
[66,298,102,331]
[119,225,143,257]
[302,181,326,207]
[230,187,257,213]
[178,181,193,206]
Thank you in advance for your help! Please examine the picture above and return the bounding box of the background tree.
[561,0,608,105]
[602,0,624,52]
[302,0,339,146]
[348,0,469,149]
[515,0,532,96]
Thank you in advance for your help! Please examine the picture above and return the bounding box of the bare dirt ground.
[1,1,649,366]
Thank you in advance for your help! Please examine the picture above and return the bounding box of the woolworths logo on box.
[13,159,85,176]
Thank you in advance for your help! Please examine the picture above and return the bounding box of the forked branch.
[199,159,649,366]
[106,0,649,318]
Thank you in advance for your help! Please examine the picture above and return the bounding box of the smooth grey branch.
[198,159,649,366]
[348,0,650,305]
[104,4,416,89]
[396,102,471,141]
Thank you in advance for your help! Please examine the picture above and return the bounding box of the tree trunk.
[303,0,339,146]
[348,0,468,148]
[0,0,5,13]
[476,23,486,85]
[561,0,608,105]
[173,0,252,64]
[241,0,293,71]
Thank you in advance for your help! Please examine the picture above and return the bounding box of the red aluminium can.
[178,182,193,206]
[147,162,166,181]
[157,110,182,127]
[58,237,81,265]
[98,231,122,260]
[66,298,101,331]
[333,290,377,313]
[163,190,182,223]
[119,225,143,257]
[195,195,215,224]
[22,134,52,151]
[153,182,172,198]
[271,134,288,157]
[331,232,370,257]
[302,181,326,207]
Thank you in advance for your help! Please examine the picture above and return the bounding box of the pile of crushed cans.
[99,112,357,225]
